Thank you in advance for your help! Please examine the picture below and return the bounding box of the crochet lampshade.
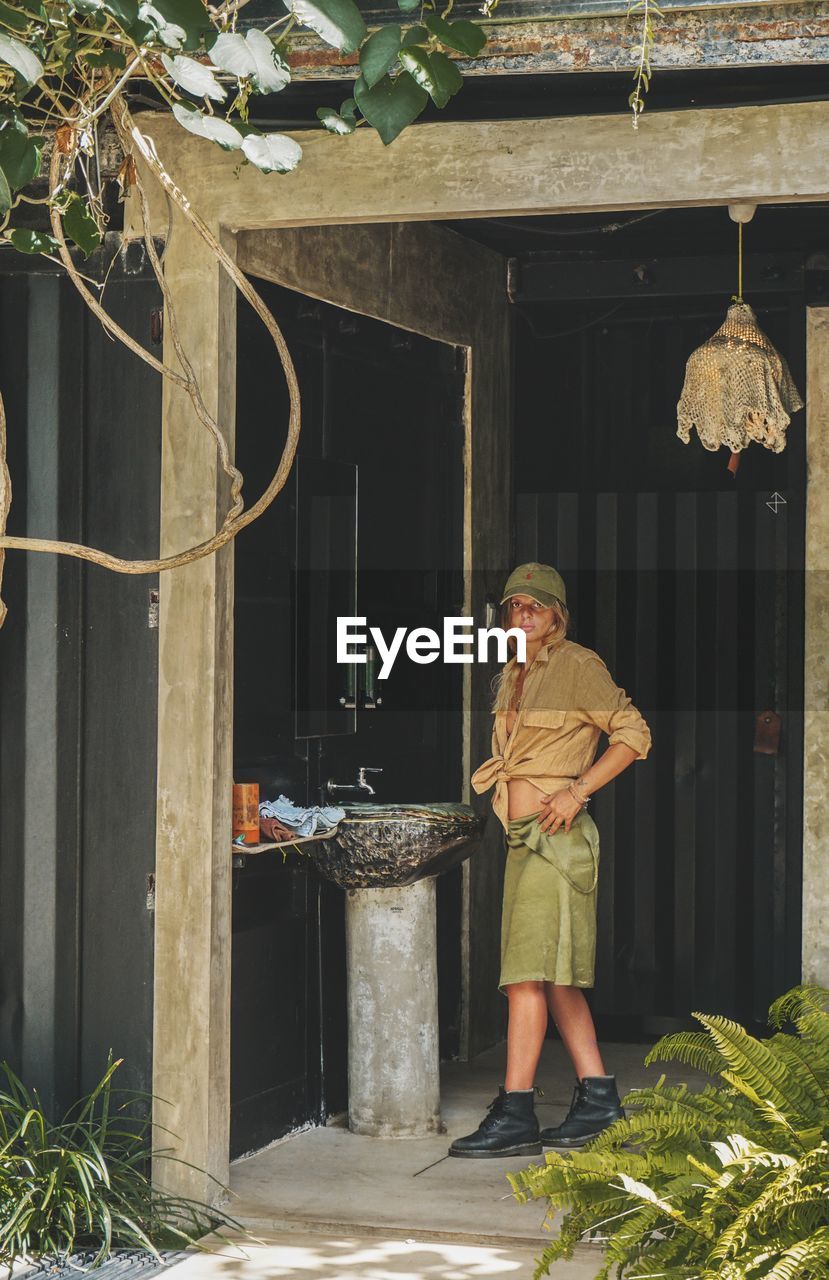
[676,301,803,472]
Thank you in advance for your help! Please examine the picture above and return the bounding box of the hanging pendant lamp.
[676,210,803,476]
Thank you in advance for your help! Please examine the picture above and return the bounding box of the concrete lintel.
[127,100,829,243]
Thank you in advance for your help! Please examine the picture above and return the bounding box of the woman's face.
[507,593,555,644]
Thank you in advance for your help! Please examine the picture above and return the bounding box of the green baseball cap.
[500,562,567,608]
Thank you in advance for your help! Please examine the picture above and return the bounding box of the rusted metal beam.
[263,3,829,78]
[262,0,829,16]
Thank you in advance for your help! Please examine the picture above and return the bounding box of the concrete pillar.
[803,308,829,987]
[345,879,442,1137]
[150,209,236,1203]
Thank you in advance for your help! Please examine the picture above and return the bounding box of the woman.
[449,562,652,1159]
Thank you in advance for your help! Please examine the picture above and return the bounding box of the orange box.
[232,782,260,845]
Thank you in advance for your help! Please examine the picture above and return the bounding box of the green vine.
[0,0,662,625]
[627,0,663,128]
[0,0,491,264]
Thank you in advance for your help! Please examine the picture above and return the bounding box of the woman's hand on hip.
[537,788,583,835]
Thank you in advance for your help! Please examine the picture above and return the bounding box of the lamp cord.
[737,222,744,302]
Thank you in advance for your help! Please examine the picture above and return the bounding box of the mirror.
[294,457,358,738]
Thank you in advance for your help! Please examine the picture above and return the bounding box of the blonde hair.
[490,597,570,714]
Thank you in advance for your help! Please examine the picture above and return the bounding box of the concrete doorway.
[229,277,467,1156]
[133,100,829,1200]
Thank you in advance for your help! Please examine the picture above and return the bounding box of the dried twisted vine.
[0,94,301,625]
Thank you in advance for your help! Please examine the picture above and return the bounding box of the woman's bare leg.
[545,984,606,1079]
[504,980,549,1091]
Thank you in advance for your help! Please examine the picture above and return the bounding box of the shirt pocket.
[522,708,568,729]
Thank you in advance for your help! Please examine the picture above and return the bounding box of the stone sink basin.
[308,802,485,889]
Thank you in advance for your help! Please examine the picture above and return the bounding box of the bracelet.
[568,780,590,807]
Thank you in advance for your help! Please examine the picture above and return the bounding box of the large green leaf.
[0,32,42,85]
[0,166,10,215]
[396,45,436,98]
[423,13,486,56]
[6,227,59,254]
[81,46,128,66]
[161,51,226,100]
[146,0,210,48]
[69,0,105,13]
[316,105,355,135]
[424,48,462,106]
[138,1,186,47]
[172,100,243,148]
[290,0,366,53]
[62,193,102,258]
[353,70,427,146]
[359,23,401,89]
[396,0,419,10]
[0,4,31,33]
[400,24,427,46]
[240,130,302,173]
[397,45,460,109]
[100,0,139,27]
[0,118,42,189]
[208,29,290,93]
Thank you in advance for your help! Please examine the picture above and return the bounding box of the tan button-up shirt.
[471,634,652,834]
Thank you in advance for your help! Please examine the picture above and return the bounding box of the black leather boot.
[540,1076,625,1148]
[448,1086,542,1158]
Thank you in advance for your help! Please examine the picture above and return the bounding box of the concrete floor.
[162,1040,710,1280]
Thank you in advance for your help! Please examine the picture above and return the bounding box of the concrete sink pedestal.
[309,804,485,1137]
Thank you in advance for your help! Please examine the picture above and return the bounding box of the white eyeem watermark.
[337,617,527,679]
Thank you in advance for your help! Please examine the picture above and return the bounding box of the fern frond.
[604,1199,663,1259]
[790,1011,829,1092]
[718,1070,823,1152]
[767,1031,829,1108]
[710,1143,829,1262]
[644,1031,726,1076]
[761,1226,829,1279]
[530,1237,574,1280]
[514,985,829,1280]
[694,1013,825,1129]
[615,1172,715,1240]
[708,1132,795,1174]
[768,984,829,1030]
[597,1081,759,1151]
[626,1231,709,1277]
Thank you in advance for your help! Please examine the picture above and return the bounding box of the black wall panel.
[0,250,161,1110]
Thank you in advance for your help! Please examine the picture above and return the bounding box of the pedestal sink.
[307,803,485,1138]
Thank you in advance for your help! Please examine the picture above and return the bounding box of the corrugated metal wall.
[514,280,805,1032]
[0,250,161,1111]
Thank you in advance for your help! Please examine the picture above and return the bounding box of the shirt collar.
[507,633,567,670]
[534,634,567,664]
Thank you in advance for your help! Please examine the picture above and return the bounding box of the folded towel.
[259,815,297,843]
[259,794,345,839]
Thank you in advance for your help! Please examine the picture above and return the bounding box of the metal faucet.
[326,767,383,798]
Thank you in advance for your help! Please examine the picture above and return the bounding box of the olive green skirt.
[500,809,600,991]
